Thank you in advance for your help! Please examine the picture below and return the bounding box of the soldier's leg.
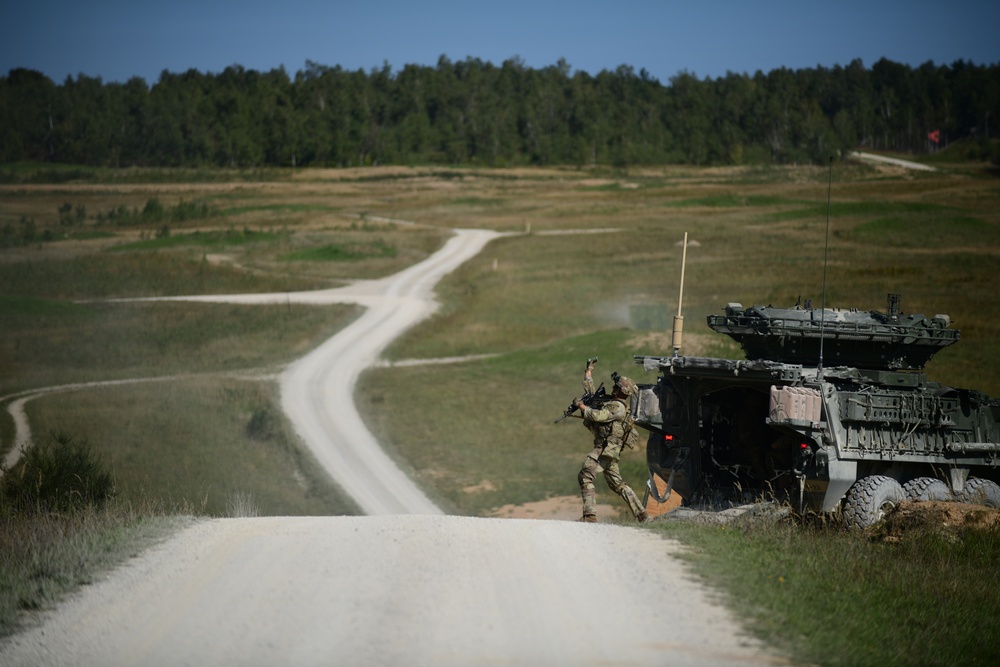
[601,456,646,518]
[578,455,601,520]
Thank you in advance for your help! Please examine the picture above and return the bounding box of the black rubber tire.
[902,477,952,502]
[957,478,1000,508]
[843,475,905,529]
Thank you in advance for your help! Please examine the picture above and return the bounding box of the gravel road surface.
[278,228,502,514]
[0,516,779,666]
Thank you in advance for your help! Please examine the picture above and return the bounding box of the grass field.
[2,159,999,660]
[353,161,1000,517]
[648,507,1000,667]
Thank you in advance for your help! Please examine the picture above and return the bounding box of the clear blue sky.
[2,0,998,85]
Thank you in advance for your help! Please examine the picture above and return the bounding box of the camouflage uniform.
[577,373,647,522]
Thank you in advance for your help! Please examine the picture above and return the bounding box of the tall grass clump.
[0,499,191,638]
[227,490,260,518]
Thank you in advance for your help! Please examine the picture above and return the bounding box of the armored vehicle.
[633,294,1000,527]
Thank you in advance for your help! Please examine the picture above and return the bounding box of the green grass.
[0,295,92,318]
[281,238,397,262]
[447,197,507,207]
[358,330,653,515]
[2,163,999,662]
[379,215,1000,395]
[0,300,363,394]
[765,200,949,224]
[851,214,997,247]
[108,228,286,252]
[666,194,803,207]
[650,515,1000,667]
[66,230,117,240]
[219,203,337,216]
[0,252,328,299]
[25,379,359,517]
[351,164,1000,666]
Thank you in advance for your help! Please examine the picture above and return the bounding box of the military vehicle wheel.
[957,478,1000,508]
[902,477,952,502]
[843,475,905,529]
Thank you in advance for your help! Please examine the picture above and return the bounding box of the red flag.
[928,129,940,144]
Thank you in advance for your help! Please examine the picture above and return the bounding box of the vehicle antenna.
[672,232,688,357]
[818,156,833,378]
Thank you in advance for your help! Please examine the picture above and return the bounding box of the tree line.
[1,56,997,169]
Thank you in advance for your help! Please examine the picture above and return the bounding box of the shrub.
[246,406,278,441]
[142,197,164,222]
[0,433,115,513]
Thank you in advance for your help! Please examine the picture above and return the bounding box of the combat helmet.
[614,375,638,397]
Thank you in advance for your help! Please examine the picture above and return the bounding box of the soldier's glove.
[586,356,598,372]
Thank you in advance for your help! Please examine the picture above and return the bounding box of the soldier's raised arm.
[582,356,598,394]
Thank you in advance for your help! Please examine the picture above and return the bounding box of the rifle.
[555,382,607,423]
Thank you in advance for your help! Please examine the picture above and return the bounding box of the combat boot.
[578,514,597,523]
[636,511,651,524]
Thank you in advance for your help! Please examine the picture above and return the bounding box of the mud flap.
[822,459,858,512]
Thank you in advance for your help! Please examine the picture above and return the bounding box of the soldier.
[574,358,650,524]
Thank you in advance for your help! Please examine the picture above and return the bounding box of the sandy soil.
[489,494,619,520]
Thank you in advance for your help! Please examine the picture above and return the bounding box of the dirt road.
[97,227,502,514]
[0,516,778,666]
[849,151,936,171]
[0,227,783,666]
